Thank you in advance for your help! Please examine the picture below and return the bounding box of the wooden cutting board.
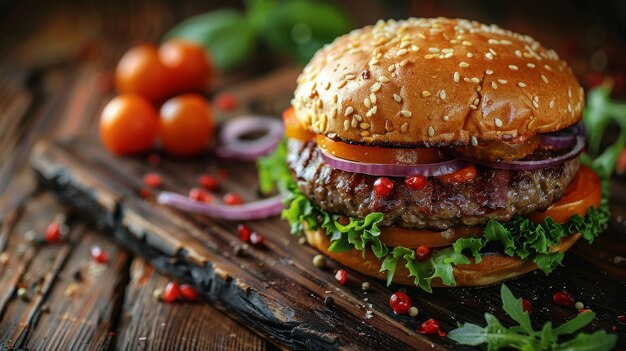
[29,70,626,350]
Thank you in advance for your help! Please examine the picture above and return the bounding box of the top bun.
[292,18,583,146]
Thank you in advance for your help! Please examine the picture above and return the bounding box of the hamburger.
[264,18,609,292]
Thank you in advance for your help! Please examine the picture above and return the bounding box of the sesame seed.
[498,79,508,84]
[467,52,474,58]
[517,82,526,87]
[360,122,370,130]
[385,120,393,132]
[462,40,472,46]
[568,89,572,98]
[459,62,470,68]
[424,54,435,59]
[411,45,419,51]
[440,90,446,99]
[324,81,331,89]
[454,71,460,82]
[533,100,539,109]
[485,69,493,75]
[495,118,503,127]
[428,126,435,137]
[550,100,555,108]
[508,65,519,70]
[370,94,377,104]
[371,83,382,92]
[515,50,522,57]
[492,81,498,89]
[469,104,477,110]
[473,98,480,105]
[443,115,450,121]
[429,47,440,53]
[330,107,337,119]
[343,120,349,130]
[488,39,499,45]
[527,63,536,68]
[388,65,396,72]
[332,94,338,103]
[422,91,431,97]
[476,85,481,92]
[350,118,357,128]
[344,106,354,116]
[400,41,411,49]
[345,74,356,80]
[354,114,363,121]
[393,94,402,102]
[400,110,412,117]
[541,74,549,83]
[369,59,380,66]
[470,77,480,83]
[366,106,377,116]
[397,49,408,56]
[544,64,552,71]
[489,48,497,55]
[400,122,409,133]
[417,33,426,39]
[337,80,347,88]
[464,77,471,83]
[485,52,494,60]
[399,59,409,66]
[379,76,390,83]
[364,98,371,108]
[471,136,478,146]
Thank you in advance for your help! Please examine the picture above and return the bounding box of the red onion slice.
[539,121,584,149]
[157,191,284,220]
[215,116,283,160]
[466,136,585,171]
[320,149,466,177]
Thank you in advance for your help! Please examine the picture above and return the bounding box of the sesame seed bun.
[293,18,584,146]
[304,228,581,287]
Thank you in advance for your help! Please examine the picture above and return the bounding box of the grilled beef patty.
[287,139,579,230]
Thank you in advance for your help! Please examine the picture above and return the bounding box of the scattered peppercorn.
[361,282,370,291]
[390,291,412,315]
[574,301,585,310]
[189,187,212,203]
[24,230,36,243]
[0,252,9,266]
[233,245,245,257]
[90,245,109,264]
[298,237,307,245]
[198,174,219,190]
[161,282,180,303]
[373,177,394,196]
[152,288,164,301]
[54,213,67,224]
[409,306,419,317]
[415,245,431,262]
[65,283,79,297]
[17,287,29,301]
[73,270,83,281]
[238,224,251,242]
[553,291,575,307]
[405,175,427,190]
[250,232,265,246]
[335,269,347,285]
[312,254,326,268]
[324,296,335,308]
[223,192,243,205]
[417,318,446,336]
[143,172,162,188]
[179,284,198,302]
[522,298,532,314]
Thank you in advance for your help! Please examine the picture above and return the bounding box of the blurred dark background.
[1,0,626,95]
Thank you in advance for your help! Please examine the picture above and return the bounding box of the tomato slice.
[528,166,602,224]
[317,136,447,165]
[379,226,483,248]
[283,106,315,141]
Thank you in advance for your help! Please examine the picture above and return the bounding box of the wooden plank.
[30,133,626,350]
[116,258,265,351]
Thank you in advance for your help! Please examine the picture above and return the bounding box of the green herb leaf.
[553,311,596,336]
[164,10,256,71]
[555,330,618,351]
[501,284,533,335]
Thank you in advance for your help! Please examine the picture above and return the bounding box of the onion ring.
[215,116,283,160]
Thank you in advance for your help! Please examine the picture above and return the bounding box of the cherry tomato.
[159,94,215,156]
[159,40,212,94]
[374,177,394,196]
[100,95,159,155]
[389,291,412,314]
[529,166,601,224]
[415,245,431,262]
[115,45,171,102]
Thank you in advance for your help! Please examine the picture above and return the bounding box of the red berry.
[522,299,532,314]
[405,175,427,190]
[45,222,61,243]
[139,187,152,198]
[223,192,243,205]
[143,172,162,188]
[179,284,198,301]
[374,177,394,196]
[238,224,251,242]
[215,93,237,112]
[90,245,109,264]
[612,325,618,332]
[618,315,626,323]
[417,318,446,336]
[415,245,431,262]
[189,188,212,203]
[335,269,347,285]
[389,291,412,314]
[198,174,218,190]
[250,232,265,246]
[553,291,575,307]
[161,282,180,303]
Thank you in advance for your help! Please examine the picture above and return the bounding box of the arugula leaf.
[257,139,291,194]
[449,284,618,351]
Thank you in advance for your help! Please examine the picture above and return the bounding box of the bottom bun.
[304,228,581,287]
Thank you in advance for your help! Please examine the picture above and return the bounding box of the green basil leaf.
[164,10,256,71]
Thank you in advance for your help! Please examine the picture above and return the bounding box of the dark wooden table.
[2,1,626,350]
